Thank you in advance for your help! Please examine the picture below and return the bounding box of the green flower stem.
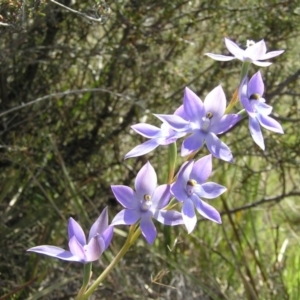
[81,226,141,299]
[237,108,247,119]
[240,61,250,82]
[167,142,177,184]
[224,62,251,115]
[76,263,92,299]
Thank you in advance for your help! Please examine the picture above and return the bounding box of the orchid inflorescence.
[27,38,284,299]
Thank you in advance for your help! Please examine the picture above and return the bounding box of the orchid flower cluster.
[27,38,284,299]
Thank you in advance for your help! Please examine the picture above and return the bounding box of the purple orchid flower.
[124,106,187,159]
[171,154,226,233]
[111,162,183,244]
[27,207,113,263]
[155,86,240,162]
[239,71,284,150]
[205,38,284,67]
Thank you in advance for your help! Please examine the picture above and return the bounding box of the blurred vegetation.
[0,0,300,299]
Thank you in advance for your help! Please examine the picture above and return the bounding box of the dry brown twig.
[49,0,110,23]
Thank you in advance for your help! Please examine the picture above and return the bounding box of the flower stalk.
[75,263,92,299]
[167,142,177,184]
[82,226,141,299]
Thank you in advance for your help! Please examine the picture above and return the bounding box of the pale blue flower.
[171,155,226,233]
[155,86,240,162]
[27,208,113,263]
[205,38,284,67]
[239,71,284,150]
[125,106,187,159]
[111,162,183,244]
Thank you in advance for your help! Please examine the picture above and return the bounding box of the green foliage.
[1,0,300,299]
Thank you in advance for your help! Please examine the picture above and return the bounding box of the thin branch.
[0,88,143,118]
[49,0,106,23]
[267,69,300,99]
[220,190,300,216]
[0,21,13,27]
